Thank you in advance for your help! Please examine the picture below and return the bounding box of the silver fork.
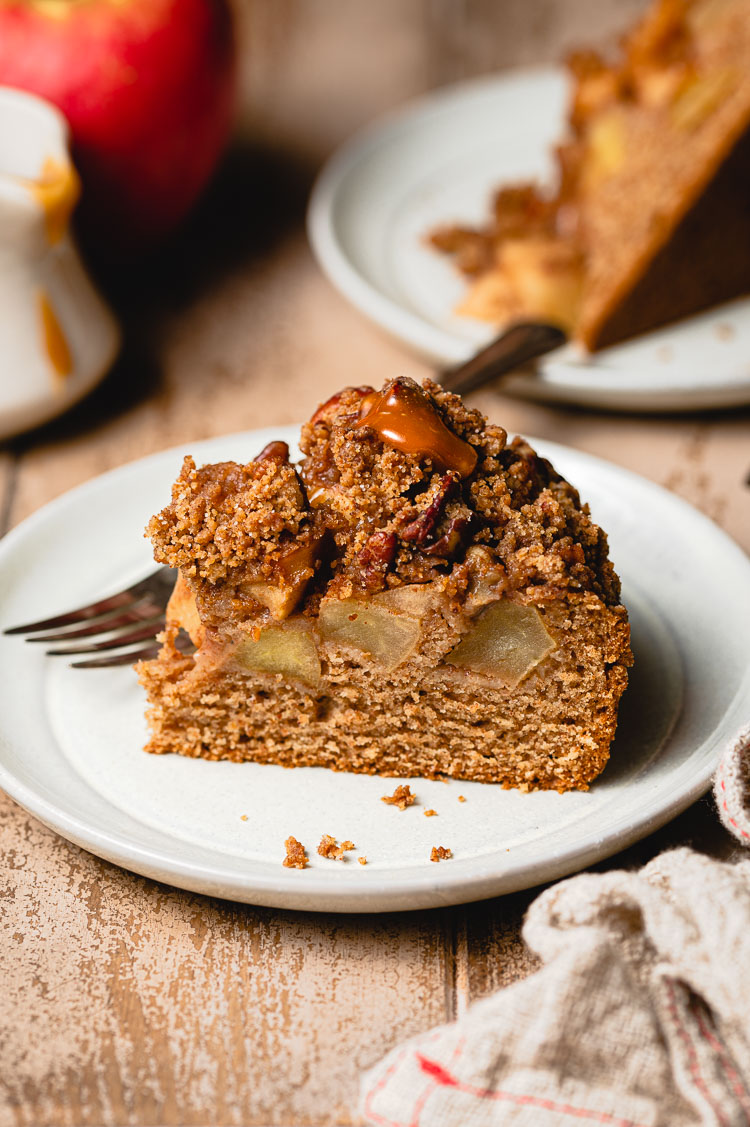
[3,566,182,669]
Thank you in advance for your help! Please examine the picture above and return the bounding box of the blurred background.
[233,0,647,159]
[0,0,650,476]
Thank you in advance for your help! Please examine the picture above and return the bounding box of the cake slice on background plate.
[138,379,632,792]
[431,0,750,350]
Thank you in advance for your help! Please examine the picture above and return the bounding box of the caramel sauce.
[29,156,80,245]
[356,380,478,478]
[306,486,327,505]
[38,291,72,379]
[279,537,321,587]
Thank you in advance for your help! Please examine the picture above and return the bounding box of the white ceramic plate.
[308,67,750,413]
[0,426,748,912]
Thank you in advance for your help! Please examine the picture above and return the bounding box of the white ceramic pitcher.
[0,87,120,439]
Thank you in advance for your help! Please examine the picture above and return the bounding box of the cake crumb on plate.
[283,836,307,869]
[382,784,415,810]
[318,834,355,860]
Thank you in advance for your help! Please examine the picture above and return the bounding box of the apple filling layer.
[175,583,558,691]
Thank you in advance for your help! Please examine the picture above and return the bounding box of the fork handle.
[440,321,567,397]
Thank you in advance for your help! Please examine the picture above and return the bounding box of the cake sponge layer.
[139,594,630,792]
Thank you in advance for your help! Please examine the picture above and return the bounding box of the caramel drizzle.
[38,291,72,379]
[29,156,80,246]
[356,380,478,478]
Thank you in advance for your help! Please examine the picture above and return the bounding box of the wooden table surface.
[1,3,749,1124]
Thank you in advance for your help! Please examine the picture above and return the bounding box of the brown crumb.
[424,809,438,817]
[430,845,453,862]
[358,856,367,866]
[317,834,355,860]
[240,814,248,821]
[458,795,466,803]
[382,784,415,810]
[283,836,307,869]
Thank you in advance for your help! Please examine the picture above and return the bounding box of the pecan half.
[255,440,290,464]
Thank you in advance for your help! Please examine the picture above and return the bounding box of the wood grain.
[0,800,455,1126]
[1,1,749,1124]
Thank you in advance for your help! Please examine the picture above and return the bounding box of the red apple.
[0,0,236,256]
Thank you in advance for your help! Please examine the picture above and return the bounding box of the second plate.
[308,67,750,412]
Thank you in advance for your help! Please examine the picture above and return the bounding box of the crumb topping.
[424,809,438,817]
[430,846,453,862]
[283,836,307,869]
[148,443,324,627]
[150,445,310,583]
[298,377,619,604]
[381,784,416,810]
[358,856,368,865]
[458,795,466,803]
[148,377,621,629]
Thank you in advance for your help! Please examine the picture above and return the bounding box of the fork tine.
[3,566,176,636]
[72,644,163,669]
[45,619,166,657]
[4,591,139,634]
[26,608,164,644]
[68,617,194,669]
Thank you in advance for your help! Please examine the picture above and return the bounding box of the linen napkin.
[361,726,750,1127]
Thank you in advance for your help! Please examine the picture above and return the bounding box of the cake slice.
[431,0,750,349]
[138,379,632,792]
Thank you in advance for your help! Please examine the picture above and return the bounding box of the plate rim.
[307,65,750,413]
[0,426,748,912]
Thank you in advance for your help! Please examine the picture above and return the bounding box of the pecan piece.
[310,386,373,425]
[400,474,458,544]
[255,440,290,463]
[422,514,473,559]
[358,530,397,591]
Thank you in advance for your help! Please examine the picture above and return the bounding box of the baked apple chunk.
[317,584,438,671]
[446,601,556,687]
[234,620,321,689]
